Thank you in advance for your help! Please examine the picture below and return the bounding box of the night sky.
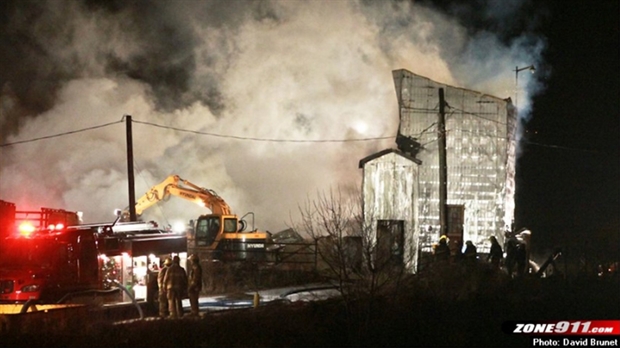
[515,1,619,257]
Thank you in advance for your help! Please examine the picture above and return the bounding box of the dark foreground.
[2,266,619,347]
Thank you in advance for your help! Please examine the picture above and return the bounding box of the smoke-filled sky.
[0,0,591,236]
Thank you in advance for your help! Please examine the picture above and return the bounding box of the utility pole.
[438,88,448,237]
[125,115,137,222]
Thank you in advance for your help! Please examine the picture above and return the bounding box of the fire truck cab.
[0,225,99,302]
[0,206,99,302]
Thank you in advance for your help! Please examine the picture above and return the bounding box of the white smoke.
[0,0,545,233]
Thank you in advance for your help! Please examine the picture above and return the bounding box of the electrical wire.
[445,104,508,126]
[131,119,394,143]
[416,122,437,138]
[524,141,599,153]
[0,115,596,154]
[0,119,123,147]
[456,128,512,140]
[419,137,439,148]
[0,117,395,148]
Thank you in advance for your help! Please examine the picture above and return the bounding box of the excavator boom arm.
[130,175,232,217]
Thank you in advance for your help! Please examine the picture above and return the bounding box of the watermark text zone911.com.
[504,320,620,335]
[513,321,618,335]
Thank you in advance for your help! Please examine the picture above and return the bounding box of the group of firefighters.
[432,233,529,277]
[156,254,203,318]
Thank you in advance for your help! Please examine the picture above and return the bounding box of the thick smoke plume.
[0,0,544,233]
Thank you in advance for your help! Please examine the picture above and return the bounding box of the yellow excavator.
[122,175,271,262]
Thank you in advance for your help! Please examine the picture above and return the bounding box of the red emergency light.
[18,221,36,237]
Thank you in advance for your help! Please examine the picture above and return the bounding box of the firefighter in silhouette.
[157,257,172,318]
[487,236,503,269]
[515,242,528,277]
[433,235,450,262]
[452,239,464,263]
[164,255,188,318]
[463,240,477,267]
[187,254,203,317]
[504,232,519,277]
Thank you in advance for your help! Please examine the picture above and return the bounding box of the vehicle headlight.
[21,284,41,293]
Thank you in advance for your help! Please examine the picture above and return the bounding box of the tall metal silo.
[392,69,517,248]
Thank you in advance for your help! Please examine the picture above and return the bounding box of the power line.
[445,104,508,125]
[419,137,439,148]
[416,122,437,138]
[0,117,395,148]
[0,115,597,154]
[454,128,511,140]
[0,119,124,147]
[524,141,599,153]
[132,119,394,143]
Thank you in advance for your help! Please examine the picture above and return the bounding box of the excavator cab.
[191,213,268,261]
[194,214,243,248]
[195,215,221,247]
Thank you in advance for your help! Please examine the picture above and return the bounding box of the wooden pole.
[125,115,137,222]
[438,89,447,237]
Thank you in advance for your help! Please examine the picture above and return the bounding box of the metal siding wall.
[362,152,419,272]
[393,69,516,247]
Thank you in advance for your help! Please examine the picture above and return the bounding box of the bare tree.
[297,187,414,343]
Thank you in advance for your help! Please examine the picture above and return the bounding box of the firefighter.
[452,239,464,263]
[164,255,188,318]
[504,237,518,277]
[463,240,477,266]
[514,242,527,277]
[433,235,450,262]
[187,254,203,317]
[157,257,172,318]
[487,236,503,269]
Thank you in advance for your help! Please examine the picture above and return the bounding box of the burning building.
[393,69,517,247]
[360,69,517,272]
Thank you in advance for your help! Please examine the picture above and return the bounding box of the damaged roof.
[358,148,422,168]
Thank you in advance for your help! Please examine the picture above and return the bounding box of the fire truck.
[0,205,98,302]
[0,201,186,304]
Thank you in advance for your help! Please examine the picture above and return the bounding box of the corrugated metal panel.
[392,69,516,246]
[361,150,419,272]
